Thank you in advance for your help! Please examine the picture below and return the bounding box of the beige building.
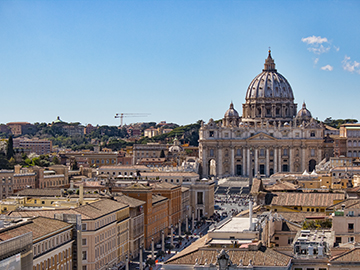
[199,51,325,178]
[9,199,130,270]
[114,193,145,259]
[329,199,360,244]
[132,143,168,165]
[13,137,52,155]
[339,123,360,158]
[188,178,215,219]
[0,216,74,270]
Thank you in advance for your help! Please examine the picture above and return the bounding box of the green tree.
[52,156,60,164]
[6,135,14,160]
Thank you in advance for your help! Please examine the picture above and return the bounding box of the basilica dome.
[242,50,297,123]
[224,102,239,118]
[296,102,312,119]
[245,51,294,100]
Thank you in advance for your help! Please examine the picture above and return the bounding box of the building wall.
[0,171,13,199]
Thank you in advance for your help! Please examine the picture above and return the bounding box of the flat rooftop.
[214,217,257,233]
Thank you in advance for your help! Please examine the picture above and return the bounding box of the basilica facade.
[199,51,325,178]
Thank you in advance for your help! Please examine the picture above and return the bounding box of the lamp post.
[170,225,174,247]
[151,237,154,260]
[161,230,165,252]
[185,214,188,233]
[192,211,195,232]
[178,219,181,237]
[125,255,129,270]
[139,244,143,270]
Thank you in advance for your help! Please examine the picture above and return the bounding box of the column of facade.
[302,146,306,172]
[254,148,259,176]
[274,147,277,174]
[242,148,246,176]
[230,147,235,176]
[317,146,322,166]
[247,148,250,177]
[217,147,222,176]
[266,148,270,176]
[289,147,293,172]
[202,147,208,177]
[278,148,282,172]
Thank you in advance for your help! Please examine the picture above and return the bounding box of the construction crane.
[114,113,150,126]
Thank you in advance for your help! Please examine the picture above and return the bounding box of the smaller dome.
[224,102,239,118]
[297,102,312,119]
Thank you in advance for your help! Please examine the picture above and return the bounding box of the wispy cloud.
[334,46,340,52]
[342,55,360,74]
[314,58,319,64]
[301,36,328,44]
[302,35,331,55]
[321,65,333,71]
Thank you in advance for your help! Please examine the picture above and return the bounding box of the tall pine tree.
[6,135,14,160]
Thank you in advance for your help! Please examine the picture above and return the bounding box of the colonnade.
[203,146,296,178]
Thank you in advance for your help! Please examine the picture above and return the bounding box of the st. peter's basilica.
[199,51,325,178]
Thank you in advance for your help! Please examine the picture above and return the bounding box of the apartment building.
[121,183,169,249]
[132,143,168,165]
[0,216,74,270]
[340,123,360,158]
[13,138,52,155]
[6,122,37,136]
[0,170,13,199]
[60,151,118,168]
[114,193,145,259]
[8,199,130,270]
[150,182,182,227]
[329,199,360,244]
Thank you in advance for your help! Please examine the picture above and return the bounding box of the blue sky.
[0,0,359,126]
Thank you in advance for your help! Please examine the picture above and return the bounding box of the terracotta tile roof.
[266,181,299,191]
[268,192,345,207]
[123,183,152,190]
[8,199,128,220]
[152,194,168,205]
[250,178,264,194]
[327,199,360,210]
[16,188,62,197]
[331,247,360,263]
[276,212,328,224]
[150,182,180,189]
[114,194,145,208]
[181,186,189,192]
[166,247,291,266]
[0,217,71,242]
[73,199,128,219]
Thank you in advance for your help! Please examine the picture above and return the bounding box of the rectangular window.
[197,192,204,205]
[82,224,87,231]
[82,251,87,260]
[311,149,315,157]
[82,238,87,246]
[209,131,214,137]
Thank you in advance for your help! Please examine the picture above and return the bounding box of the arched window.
[348,151,352,157]
[349,140,352,147]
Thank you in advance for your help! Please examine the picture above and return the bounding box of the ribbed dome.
[224,102,239,118]
[297,102,312,119]
[245,51,294,100]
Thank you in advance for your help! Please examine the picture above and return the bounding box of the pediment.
[247,132,277,141]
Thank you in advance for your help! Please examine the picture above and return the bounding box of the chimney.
[79,184,84,205]
[249,200,253,231]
